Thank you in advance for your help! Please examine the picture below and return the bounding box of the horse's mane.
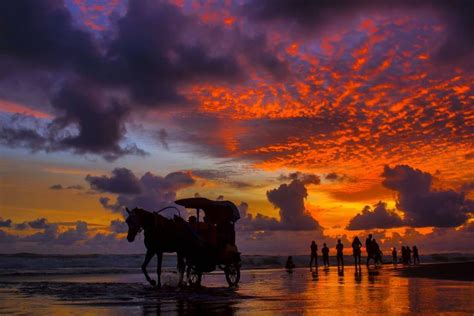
[132,207,176,229]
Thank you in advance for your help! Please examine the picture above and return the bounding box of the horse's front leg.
[177,253,185,287]
[142,250,156,286]
[156,252,163,288]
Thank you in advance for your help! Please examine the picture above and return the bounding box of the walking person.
[352,236,362,267]
[336,239,344,268]
[392,247,397,264]
[322,243,330,267]
[413,246,420,265]
[373,239,383,265]
[365,234,374,266]
[309,241,318,271]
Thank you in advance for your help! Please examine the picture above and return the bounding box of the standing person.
[309,241,318,271]
[392,247,397,264]
[322,243,330,267]
[406,246,412,264]
[365,234,374,266]
[352,236,362,267]
[373,239,383,265]
[336,239,344,268]
[413,246,420,264]
[401,246,407,264]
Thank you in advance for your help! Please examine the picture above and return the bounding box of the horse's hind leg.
[156,252,163,288]
[142,250,156,286]
[177,253,185,287]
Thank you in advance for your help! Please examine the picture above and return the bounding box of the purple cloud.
[346,201,404,230]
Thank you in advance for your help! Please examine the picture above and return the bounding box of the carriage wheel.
[188,266,202,287]
[225,263,240,287]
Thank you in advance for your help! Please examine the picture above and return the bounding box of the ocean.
[0,253,473,314]
[0,252,473,278]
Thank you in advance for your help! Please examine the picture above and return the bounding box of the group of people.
[393,245,420,265]
[309,240,342,270]
[285,234,421,273]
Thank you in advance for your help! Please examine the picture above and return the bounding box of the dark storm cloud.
[237,177,322,231]
[244,0,474,63]
[28,218,50,229]
[50,184,63,190]
[0,0,99,72]
[12,217,52,230]
[86,167,142,194]
[88,168,195,214]
[325,173,340,181]
[0,85,146,161]
[0,218,12,228]
[21,220,88,245]
[101,0,242,105]
[279,172,320,186]
[346,201,404,230]
[266,179,322,230]
[381,165,473,227]
[0,125,49,152]
[49,84,146,161]
[0,0,285,160]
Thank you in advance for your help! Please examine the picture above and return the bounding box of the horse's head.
[125,207,142,242]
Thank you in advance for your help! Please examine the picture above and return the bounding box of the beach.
[0,257,473,315]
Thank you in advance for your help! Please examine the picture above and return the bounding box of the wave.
[0,253,473,277]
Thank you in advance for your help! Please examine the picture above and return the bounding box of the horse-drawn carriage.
[125,197,241,287]
[175,197,241,287]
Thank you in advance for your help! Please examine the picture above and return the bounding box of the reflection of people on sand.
[322,243,330,267]
[351,236,362,267]
[309,241,318,271]
[392,247,397,264]
[286,256,295,273]
[336,239,344,269]
[413,246,420,264]
[354,268,362,283]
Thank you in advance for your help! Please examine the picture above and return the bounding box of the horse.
[125,207,186,287]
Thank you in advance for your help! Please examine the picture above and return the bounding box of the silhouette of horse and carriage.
[125,197,241,287]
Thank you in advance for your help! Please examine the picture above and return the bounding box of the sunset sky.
[0,0,473,255]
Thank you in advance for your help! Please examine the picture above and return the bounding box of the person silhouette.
[401,246,407,264]
[310,241,318,271]
[413,246,420,264]
[392,247,397,264]
[336,239,344,268]
[365,234,374,266]
[352,236,362,267]
[286,256,295,273]
[322,243,330,267]
[373,239,383,265]
[406,246,412,264]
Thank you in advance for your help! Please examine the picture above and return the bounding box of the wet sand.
[0,264,473,315]
[397,261,474,281]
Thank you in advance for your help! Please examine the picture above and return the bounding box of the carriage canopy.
[175,197,240,223]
